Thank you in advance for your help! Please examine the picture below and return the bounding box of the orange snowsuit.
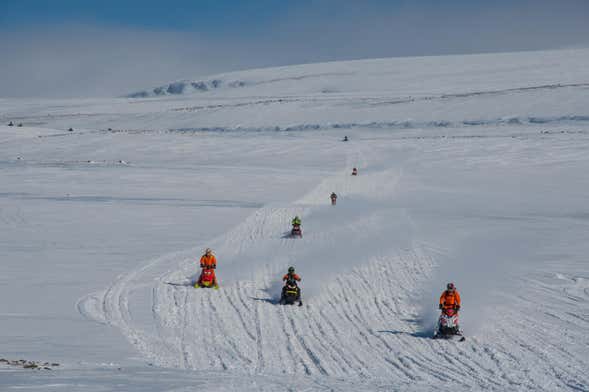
[200,254,217,269]
[283,273,301,282]
[439,290,461,310]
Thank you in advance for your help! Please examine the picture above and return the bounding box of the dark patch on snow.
[127,78,243,98]
[166,82,187,95]
[0,358,59,370]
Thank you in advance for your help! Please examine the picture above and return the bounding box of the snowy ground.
[1,49,589,391]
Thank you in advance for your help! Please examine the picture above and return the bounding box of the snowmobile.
[280,280,302,306]
[352,167,358,176]
[194,268,218,289]
[433,308,464,341]
[330,194,337,205]
[291,223,302,238]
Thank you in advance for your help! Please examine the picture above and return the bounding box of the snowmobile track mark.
[304,309,356,376]
[252,298,266,373]
[289,317,329,376]
[316,307,371,377]
[179,289,190,369]
[222,289,256,342]
[278,305,312,375]
[207,293,253,367]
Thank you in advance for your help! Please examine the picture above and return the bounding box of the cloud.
[0,25,225,98]
[1,0,588,97]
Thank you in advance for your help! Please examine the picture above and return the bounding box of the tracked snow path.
[77,129,589,390]
[4,48,589,391]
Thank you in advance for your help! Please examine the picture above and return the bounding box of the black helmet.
[288,266,295,273]
[447,282,455,290]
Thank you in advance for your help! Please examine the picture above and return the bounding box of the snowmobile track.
[76,137,589,390]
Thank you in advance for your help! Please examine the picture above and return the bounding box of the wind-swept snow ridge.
[167,114,589,133]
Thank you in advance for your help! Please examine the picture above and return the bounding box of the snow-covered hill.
[127,49,589,99]
[1,49,589,391]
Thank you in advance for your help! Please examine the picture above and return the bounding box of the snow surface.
[1,48,589,391]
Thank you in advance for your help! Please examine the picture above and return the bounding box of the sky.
[1,0,588,97]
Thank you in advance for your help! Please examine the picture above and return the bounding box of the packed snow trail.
[3,48,589,391]
[78,132,589,391]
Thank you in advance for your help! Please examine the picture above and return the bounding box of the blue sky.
[0,0,296,33]
[1,0,588,97]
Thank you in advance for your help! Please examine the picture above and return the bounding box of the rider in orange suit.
[200,248,217,269]
[196,248,218,287]
[439,283,461,310]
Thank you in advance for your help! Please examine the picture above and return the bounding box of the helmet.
[447,282,455,290]
[288,266,295,273]
[205,248,212,255]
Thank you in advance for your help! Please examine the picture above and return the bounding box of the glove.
[212,265,216,269]
[439,304,443,310]
[200,264,205,269]
[455,305,460,311]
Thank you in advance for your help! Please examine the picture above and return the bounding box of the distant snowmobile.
[291,224,302,238]
[342,136,349,142]
[433,308,464,341]
[352,167,358,176]
[330,192,337,205]
[280,279,302,306]
[194,248,219,289]
[290,216,302,238]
